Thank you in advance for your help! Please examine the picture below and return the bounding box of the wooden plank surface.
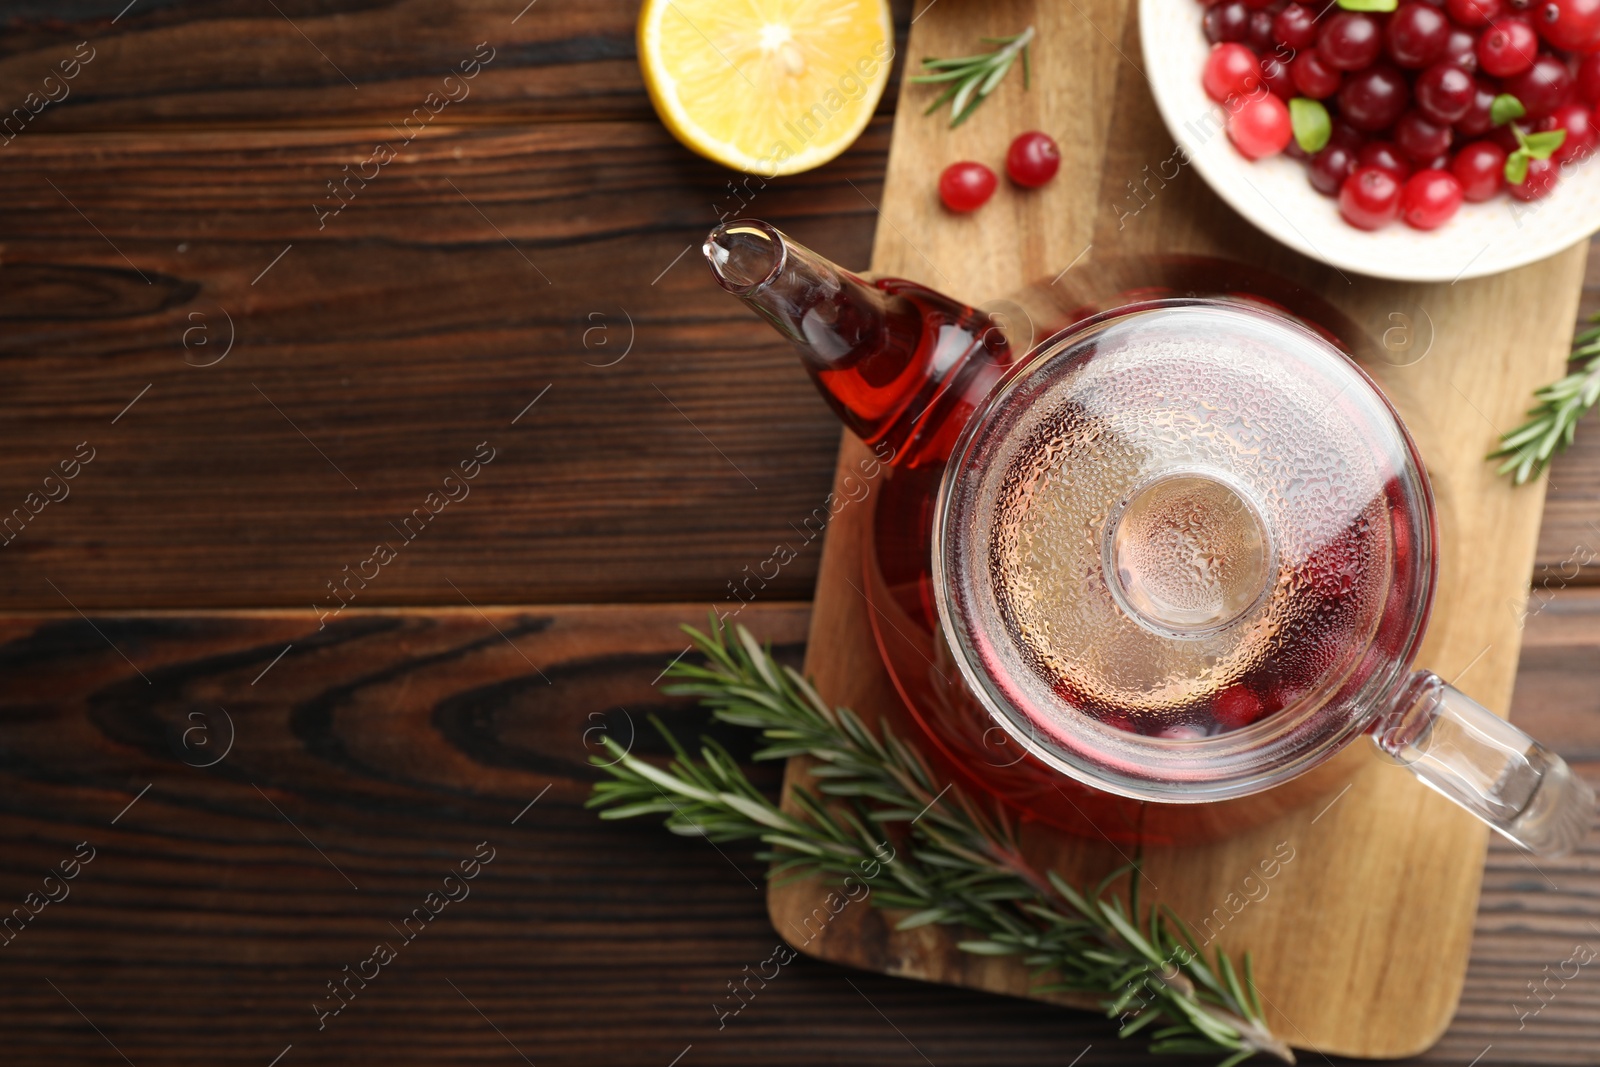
[0,0,1595,1063]
[0,121,888,609]
[0,74,1595,614]
[771,0,1594,1058]
[0,1,725,130]
[0,597,1592,1066]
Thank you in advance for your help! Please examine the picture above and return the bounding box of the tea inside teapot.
[942,303,1423,744]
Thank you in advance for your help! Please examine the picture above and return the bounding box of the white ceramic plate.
[1139,0,1600,281]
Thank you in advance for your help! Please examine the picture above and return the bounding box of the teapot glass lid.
[934,300,1436,802]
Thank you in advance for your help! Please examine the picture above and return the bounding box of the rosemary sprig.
[587,619,1294,1065]
[1491,312,1600,484]
[909,27,1034,128]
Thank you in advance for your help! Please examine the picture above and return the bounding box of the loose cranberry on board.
[1005,131,1062,187]
[938,162,997,213]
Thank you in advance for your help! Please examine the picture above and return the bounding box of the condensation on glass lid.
[951,307,1414,741]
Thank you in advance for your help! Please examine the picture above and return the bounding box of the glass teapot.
[703,219,1594,857]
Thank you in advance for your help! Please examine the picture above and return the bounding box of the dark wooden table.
[1,3,1597,1064]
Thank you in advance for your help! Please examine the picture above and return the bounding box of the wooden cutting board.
[767,0,1590,1058]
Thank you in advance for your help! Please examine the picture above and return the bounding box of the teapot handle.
[1374,671,1594,857]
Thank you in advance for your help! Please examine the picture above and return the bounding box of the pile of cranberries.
[1198,0,1600,230]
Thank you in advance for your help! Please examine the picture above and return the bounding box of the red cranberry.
[1358,140,1414,179]
[1319,12,1384,70]
[1477,18,1540,78]
[1416,152,1452,168]
[1240,0,1279,9]
[1387,2,1452,67]
[1399,170,1464,228]
[1005,131,1062,186]
[1395,110,1455,160]
[1543,101,1599,161]
[1329,119,1367,148]
[1415,63,1476,124]
[1260,54,1297,98]
[1205,1,1253,42]
[1211,686,1267,730]
[1229,93,1294,157]
[939,162,997,212]
[1273,2,1319,49]
[1578,52,1600,104]
[1455,77,1500,135]
[1292,51,1344,98]
[1534,0,1600,51]
[1447,0,1504,26]
[1249,9,1279,50]
[1489,121,1523,151]
[1204,43,1264,101]
[1503,54,1573,118]
[1507,155,1559,200]
[1451,139,1508,199]
[1339,166,1404,228]
[1441,27,1480,72]
[1309,142,1360,194]
[1339,65,1412,130]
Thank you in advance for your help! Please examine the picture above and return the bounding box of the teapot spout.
[704,218,887,368]
[704,219,1012,468]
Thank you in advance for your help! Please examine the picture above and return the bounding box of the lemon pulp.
[638,0,894,176]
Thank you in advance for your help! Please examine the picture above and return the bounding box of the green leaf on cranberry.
[1337,0,1398,10]
[1490,93,1527,126]
[1288,98,1332,153]
[1519,128,1568,160]
[1505,149,1531,185]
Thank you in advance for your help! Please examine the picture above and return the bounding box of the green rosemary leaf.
[915,27,1035,128]
[592,619,1293,1063]
[957,939,1023,956]
[1491,312,1600,483]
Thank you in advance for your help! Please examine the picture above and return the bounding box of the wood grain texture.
[0,598,1593,1067]
[0,121,892,610]
[770,0,1593,1057]
[0,124,1594,614]
[1535,249,1600,587]
[0,0,901,132]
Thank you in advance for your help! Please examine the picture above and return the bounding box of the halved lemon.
[638,0,894,176]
